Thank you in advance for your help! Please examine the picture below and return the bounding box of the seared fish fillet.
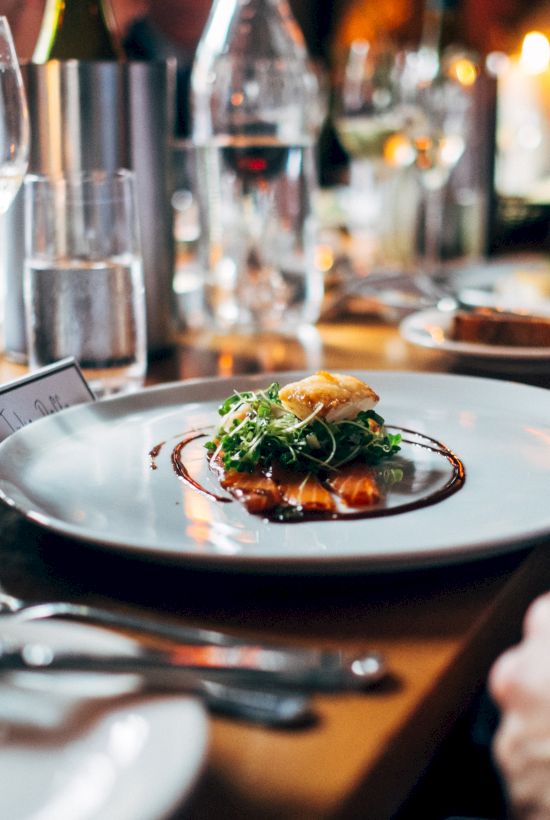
[278,371,379,422]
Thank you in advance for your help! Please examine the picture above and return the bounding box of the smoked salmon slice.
[328,462,381,507]
[218,468,282,514]
[272,466,335,512]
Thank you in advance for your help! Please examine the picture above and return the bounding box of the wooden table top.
[1,316,550,819]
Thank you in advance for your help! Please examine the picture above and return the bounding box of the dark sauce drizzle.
[148,441,165,470]
[171,432,231,503]
[154,426,466,522]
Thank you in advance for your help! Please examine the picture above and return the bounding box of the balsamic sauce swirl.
[150,426,466,523]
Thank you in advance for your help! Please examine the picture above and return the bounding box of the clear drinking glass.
[24,169,147,397]
[171,139,203,330]
[0,16,29,344]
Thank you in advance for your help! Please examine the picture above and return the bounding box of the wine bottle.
[33,0,124,62]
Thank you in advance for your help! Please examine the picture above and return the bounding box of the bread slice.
[451,308,550,347]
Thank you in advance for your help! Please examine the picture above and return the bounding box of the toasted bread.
[452,308,550,347]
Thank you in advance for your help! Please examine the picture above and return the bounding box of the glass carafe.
[191,0,324,333]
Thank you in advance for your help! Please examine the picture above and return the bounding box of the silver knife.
[0,636,386,691]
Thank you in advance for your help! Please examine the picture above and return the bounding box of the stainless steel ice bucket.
[3,59,177,359]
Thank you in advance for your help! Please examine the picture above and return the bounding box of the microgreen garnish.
[205,382,401,473]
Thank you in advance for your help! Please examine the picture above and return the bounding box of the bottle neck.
[33,0,124,62]
[420,0,462,55]
[417,0,476,80]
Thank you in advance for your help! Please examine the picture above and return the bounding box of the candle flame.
[448,57,478,87]
[519,31,550,75]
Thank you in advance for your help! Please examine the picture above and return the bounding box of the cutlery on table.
[0,622,315,728]
[0,591,386,689]
[0,633,386,692]
[166,678,313,727]
[0,591,255,648]
[0,672,312,728]
[0,592,387,726]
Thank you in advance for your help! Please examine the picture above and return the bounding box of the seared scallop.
[278,371,379,422]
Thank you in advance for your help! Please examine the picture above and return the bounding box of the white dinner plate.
[1,371,550,572]
[454,257,550,314]
[0,618,208,820]
[400,307,550,370]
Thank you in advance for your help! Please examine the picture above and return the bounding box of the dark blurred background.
[4,0,550,64]
[6,0,550,254]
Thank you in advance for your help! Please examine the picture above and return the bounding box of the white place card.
[0,358,96,442]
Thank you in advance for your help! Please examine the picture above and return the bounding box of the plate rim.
[455,256,550,313]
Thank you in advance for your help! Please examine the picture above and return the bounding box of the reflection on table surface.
[1,316,550,820]
[150,319,550,391]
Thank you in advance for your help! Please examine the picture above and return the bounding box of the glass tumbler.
[24,169,147,397]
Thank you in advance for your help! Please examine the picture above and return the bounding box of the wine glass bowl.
[397,50,472,188]
[0,16,29,215]
[335,42,473,179]
[334,41,405,169]
[0,15,29,349]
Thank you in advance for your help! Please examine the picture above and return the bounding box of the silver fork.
[0,591,238,647]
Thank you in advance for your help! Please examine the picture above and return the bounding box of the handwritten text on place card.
[0,358,95,442]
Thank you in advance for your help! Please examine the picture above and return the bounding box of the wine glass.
[0,16,29,344]
[396,48,476,294]
[332,41,423,297]
[335,41,401,167]
[331,41,476,310]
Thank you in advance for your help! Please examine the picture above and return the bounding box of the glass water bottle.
[191,0,323,333]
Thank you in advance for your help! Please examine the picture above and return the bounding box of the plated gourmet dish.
[161,371,466,523]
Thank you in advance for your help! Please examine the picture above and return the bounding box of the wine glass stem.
[422,183,445,279]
